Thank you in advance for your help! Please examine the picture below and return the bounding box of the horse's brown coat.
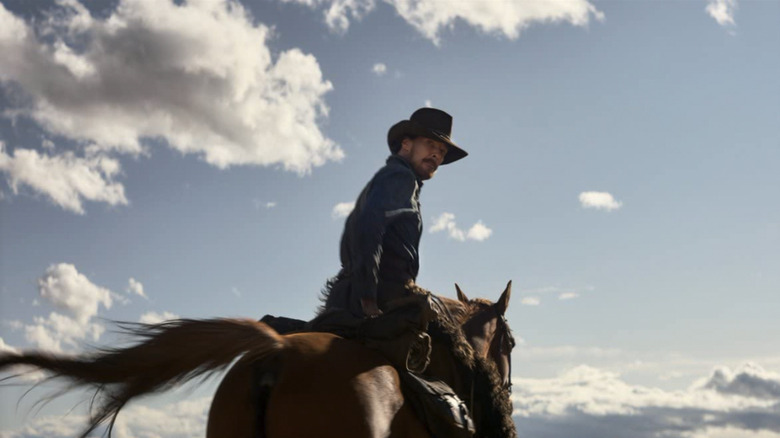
[0,284,516,438]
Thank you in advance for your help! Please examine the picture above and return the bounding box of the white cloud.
[37,263,112,324]
[24,311,105,353]
[514,363,780,438]
[0,336,19,354]
[579,191,622,211]
[10,263,115,353]
[279,0,377,33]
[126,277,146,298]
[430,212,492,242]
[0,142,128,215]
[253,199,277,210]
[0,411,85,438]
[372,63,387,76]
[139,310,179,325]
[390,0,605,45]
[332,201,355,219]
[699,363,780,400]
[559,292,579,300]
[279,0,603,44]
[513,365,780,438]
[521,296,541,306]
[0,397,211,438]
[466,220,493,241]
[706,0,738,27]
[0,0,341,213]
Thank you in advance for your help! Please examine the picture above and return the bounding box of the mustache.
[423,158,438,169]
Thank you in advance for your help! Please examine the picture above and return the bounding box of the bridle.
[493,309,516,392]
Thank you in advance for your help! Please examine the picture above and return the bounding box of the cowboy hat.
[387,108,468,164]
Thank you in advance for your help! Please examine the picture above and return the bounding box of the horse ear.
[455,283,469,303]
[496,280,512,315]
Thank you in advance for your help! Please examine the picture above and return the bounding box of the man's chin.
[418,170,435,181]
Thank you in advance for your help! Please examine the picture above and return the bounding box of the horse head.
[455,280,516,391]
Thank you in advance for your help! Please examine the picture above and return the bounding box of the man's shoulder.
[373,156,416,181]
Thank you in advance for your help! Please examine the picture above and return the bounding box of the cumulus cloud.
[0,0,341,213]
[514,363,780,438]
[37,263,112,324]
[332,201,355,219]
[0,141,128,215]
[430,213,493,242]
[701,363,780,400]
[139,310,179,325]
[579,191,622,211]
[126,277,146,298]
[14,263,114,352]
[1,397,210,438]
[24,311,106,353]
[706,0,738,27]
[372,63,387,76]
[279,0,603,44]
[0,336,19,354]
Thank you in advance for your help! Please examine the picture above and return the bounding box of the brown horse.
[0,283,516,438]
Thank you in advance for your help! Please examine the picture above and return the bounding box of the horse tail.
[0,318,285,438]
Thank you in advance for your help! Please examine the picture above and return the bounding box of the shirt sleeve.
[351,168,417,303]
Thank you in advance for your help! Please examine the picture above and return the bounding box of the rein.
[495,311,516,392]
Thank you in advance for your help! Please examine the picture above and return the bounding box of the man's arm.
[352,168,417,315]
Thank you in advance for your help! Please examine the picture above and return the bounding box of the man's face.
[399,136,448,180]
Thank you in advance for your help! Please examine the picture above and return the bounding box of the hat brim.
[387,120,468,165]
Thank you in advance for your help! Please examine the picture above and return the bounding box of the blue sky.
[1,0,779,436]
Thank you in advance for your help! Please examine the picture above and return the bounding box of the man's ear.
[399,137,413,154]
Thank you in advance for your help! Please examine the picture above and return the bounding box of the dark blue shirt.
[339,155,423,302]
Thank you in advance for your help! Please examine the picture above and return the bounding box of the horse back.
[209,331,430,438]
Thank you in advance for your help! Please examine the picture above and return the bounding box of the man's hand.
[361,297,383,317]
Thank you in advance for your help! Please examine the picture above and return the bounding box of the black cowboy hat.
[387,108,468,164]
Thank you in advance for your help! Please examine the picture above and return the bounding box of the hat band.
[429,129,451,142]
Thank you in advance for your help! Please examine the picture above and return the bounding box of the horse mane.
[410,285,517,438]
[318,280,516,437]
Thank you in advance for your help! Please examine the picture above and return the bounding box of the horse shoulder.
[265,332,428,438]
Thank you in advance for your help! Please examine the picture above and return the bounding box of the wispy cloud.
[372,63,387,76]
[514,363,780,438]
[332,201,355,219]
[139,311,179,325]
[430,213,493,242]
[126,277,146,299]
[0,0,341,213]
[278,0,604,44]
[706,0,738,27]
[253,200,277,210]
[579,191,622,211]
[521,297,541,306]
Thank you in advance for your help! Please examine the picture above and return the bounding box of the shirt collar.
[387,155,424,187]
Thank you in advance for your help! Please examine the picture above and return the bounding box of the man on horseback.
[323,107,468,317]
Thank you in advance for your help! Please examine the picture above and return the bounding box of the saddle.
[259,293,475,438]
